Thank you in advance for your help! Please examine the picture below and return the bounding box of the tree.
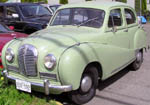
[59,0,68,4]
[1,0,8,2]
[135,0,147,15]
[116,0,127,3]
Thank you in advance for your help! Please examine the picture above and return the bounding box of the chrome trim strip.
[40,72,57,80]
[2,70,72,94]
[7,65,19,72]
[111,58,136,74]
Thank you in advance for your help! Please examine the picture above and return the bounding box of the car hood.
[29,26,103,46]
[24,16,52,25]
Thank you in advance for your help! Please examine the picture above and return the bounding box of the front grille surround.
[18,44,38,77]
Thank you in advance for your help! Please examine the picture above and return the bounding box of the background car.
[0,23,27,66]
[0,3,52,34]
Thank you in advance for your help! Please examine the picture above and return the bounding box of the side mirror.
[12,13,19,18]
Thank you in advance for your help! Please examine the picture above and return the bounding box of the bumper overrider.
[2,70,72,95]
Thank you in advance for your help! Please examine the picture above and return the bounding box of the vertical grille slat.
[18,44,38,77]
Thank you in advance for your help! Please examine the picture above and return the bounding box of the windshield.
[51,8,105,28]
[20,5,51,17]
[0,24,12,33]
[49,5,60,13]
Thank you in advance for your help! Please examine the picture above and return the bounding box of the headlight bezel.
[5,48,15,63]
[44,54,56,70]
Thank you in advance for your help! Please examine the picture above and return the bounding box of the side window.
[108,9,122,28]
[6,6,18,18]
[0,6,4,19]
[125,9,136,25]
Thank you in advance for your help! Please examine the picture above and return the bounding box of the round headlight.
[44,54,56,69]
[5,48,14,63]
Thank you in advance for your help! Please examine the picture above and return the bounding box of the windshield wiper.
[77,17,99,27]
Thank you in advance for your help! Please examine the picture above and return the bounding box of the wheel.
[70,66,98,105]
[130,50,143,70]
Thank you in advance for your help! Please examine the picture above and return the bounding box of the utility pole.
[140,0,142,16]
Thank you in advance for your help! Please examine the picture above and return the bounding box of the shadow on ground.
[29,68,130,105]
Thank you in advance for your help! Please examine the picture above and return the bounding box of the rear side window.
[108,9,122,28]
[6,6,18,18]
[125,9,136,25]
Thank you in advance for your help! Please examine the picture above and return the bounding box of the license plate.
[16,79,31,93]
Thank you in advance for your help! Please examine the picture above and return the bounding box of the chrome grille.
[18,44,38,76]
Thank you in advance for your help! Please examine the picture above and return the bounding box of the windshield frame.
[19,4,51,18]
[50,7,105,28]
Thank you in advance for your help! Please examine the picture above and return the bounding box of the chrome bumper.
[2,70,72,95]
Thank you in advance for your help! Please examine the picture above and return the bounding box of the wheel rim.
[136,52,142,63]
[80,75,92,93]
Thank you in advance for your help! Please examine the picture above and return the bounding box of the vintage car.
[0,23,27,66]
[2,1,147,104]
[0,3,52,34]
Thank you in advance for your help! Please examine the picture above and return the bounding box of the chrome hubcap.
[136,52,142,63]
[81,75,92,93]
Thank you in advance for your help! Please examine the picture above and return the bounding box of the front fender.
[134,28,147,50]
[58,43,99,90]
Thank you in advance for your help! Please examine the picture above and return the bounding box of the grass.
[0,73,58,105]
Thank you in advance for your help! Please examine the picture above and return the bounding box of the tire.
[130,50,143,71]
[70,66,98,105]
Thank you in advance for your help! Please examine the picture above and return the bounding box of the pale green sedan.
[2,1,147,105]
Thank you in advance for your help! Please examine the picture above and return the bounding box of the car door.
[105,7,132,75]
[124,8,139,49]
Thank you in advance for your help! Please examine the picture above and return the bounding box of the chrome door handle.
[124,29,128,32]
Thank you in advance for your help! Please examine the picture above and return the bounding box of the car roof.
[0,2,40,6]
[59,1,130,10]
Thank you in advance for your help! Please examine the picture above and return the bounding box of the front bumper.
[3,70,72,95]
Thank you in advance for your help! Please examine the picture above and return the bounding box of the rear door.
[105,7,131,75]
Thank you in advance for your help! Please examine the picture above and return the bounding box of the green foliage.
[116,0,127,3]
[85,0,92,1]
[21,0,48,3]
[0,74,57,105]
[135,0,147,15]
[0,0,8,2]
[59,0,68,4]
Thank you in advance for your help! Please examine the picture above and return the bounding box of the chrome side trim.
[111,58,136,74]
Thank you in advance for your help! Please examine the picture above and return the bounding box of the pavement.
[84,24,150,105]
